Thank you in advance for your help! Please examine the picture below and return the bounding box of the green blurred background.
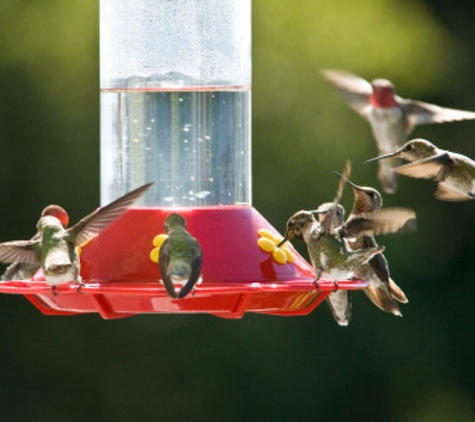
[1,0,475,420]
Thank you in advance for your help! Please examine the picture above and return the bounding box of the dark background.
[1,0,475,420]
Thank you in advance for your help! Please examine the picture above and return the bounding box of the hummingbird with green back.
[278,163,384,327]
[0,183,152,287]
[322,69,475,194]
[1,205,70,281]
[336,173,414,316]
[159,213,203,299]
[367,138,475,201]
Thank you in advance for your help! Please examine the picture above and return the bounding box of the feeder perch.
[0,0,367,319]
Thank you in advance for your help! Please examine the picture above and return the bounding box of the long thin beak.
[334,171,359,189]
[366,151,399,163]
[277,236,289,248]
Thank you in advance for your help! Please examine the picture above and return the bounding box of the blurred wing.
[395,153,452,181]
[0,240,39,265]
[434,184,473,202]
[405,99,475,127]
[322,69,372,117]
[344,217,375,238]
[372,207,417,235]
[158,239,178,299]
[70,182,153,247]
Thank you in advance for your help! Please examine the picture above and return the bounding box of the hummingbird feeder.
[0,0,366,319]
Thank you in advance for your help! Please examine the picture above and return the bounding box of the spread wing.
[405,99,475,128]
[322,69,372,117]
[0,240,40,265]
[395,153,453,181]
[372,207,417,235]
[70,182,153,247]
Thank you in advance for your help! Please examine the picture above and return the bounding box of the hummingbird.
[279,203,384,326]
[336,173,414,316]
[0,183,152,287]
[322,69,475,194]
[1,205,70,281]
[159,213,203,299]
[367,138,475,201]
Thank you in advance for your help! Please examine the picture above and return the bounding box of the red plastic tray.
[0,207,367,319]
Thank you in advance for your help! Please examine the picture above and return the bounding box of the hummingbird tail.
[388,278,408,303]
[363,285,402,316]
[378,160,398,194]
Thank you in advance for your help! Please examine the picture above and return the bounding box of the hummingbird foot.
[76,281,85,294]
[51,285,58,296]
[332,280,340,292]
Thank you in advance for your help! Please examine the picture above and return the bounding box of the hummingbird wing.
[69,182,153,247]
[322,70,372,117]
[395,153,453,181]
[343,217,375,238]
[405,99,475,127]
[434,183,473,201]
[158,239,178,299]
[0,240,40,265]
[372,207,417,235]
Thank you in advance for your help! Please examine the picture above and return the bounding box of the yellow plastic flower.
[149,234,169,263]
[257,228,295,265]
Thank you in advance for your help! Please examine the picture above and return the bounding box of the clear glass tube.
[100,0,251,207]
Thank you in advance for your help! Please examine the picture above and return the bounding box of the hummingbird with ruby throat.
[159,213,203,299]
[336,173,415,316]
[0,183,152,287]
[367,138,475,201]
[322,69,475,194]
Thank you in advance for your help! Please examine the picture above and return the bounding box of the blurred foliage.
[1,0,475,421]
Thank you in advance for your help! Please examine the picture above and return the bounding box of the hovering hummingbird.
[1,205,70,281]
[336,173,413,316]
[159,213,203,299]
[0,183,152,287]
[367,138,475,201]
[322,69,475,194]
[279,202,383,326]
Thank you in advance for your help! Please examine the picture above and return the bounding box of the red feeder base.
[0,207,367,319]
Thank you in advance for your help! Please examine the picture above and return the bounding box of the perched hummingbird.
[279,203,383,326]
[0,183,152,287]
[1,205,70,281]
[367,138,475,201]
[337,174,413,316]
[159,213,203,299]
[322,69,475,194]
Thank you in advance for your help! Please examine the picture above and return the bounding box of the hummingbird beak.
[366,150,399,163]
[277,236,289,248]
[334,171,359,190]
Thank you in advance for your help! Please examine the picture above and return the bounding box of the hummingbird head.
[334,172,382,214]
[314,202,345,228]
[41,205,69,228]
[366,138,438,164]
[36,215,64,234]
[394,138,439,162]
[164,213,187,233]
[370,79,398,108]
[283,211,317,242]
